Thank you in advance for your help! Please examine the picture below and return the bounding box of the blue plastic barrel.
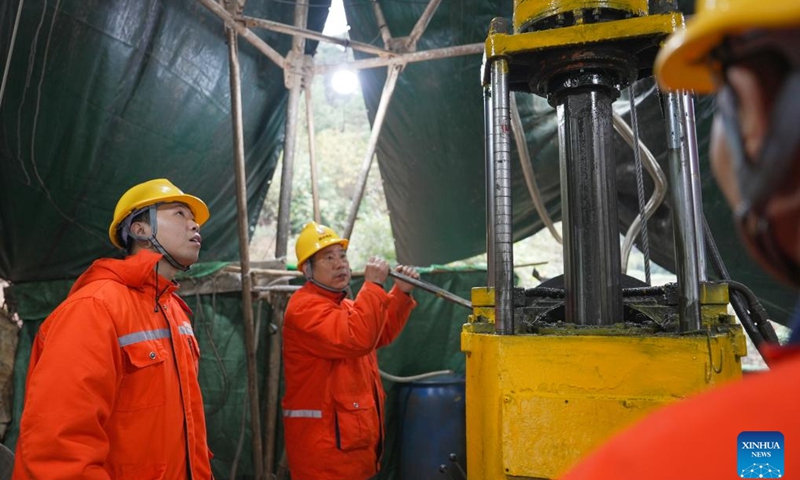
[397,373,466,480]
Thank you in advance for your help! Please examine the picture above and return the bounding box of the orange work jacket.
[560,345,800,480]
[282,281,417,480]
[13,250,213,480]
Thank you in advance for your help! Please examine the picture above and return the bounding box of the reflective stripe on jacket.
[282,281,416,480]
[13,250,213,480]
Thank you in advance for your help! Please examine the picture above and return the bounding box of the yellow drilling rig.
[460,1,777,478]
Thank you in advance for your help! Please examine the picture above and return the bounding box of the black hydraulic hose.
[726,280,780,344]
[702,215,779,347]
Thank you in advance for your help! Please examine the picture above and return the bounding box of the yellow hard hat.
[295,222,349,268]
[108,178,210,249]
[655,0,800,93]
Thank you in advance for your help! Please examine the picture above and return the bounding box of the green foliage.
[252,42,396,270]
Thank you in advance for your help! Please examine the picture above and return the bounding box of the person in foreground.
[281,222,420,480]
[13,178,214,479]
[561,1,800,478]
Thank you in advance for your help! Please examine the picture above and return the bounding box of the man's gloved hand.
[394,265,420,293]
[364,256,390,286]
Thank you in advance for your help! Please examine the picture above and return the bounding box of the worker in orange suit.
[561,1,800,479]
[282,222,420,480]
[13,179,214,479]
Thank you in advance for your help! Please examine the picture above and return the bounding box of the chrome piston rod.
[664,91,702,331]
[488,55,515,334]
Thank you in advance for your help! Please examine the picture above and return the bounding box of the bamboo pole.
[372,0,393,47]
[241,16,392,58]
[342,63,403,240]
[407,0,443,48]
[264,294,286,475]
[198,0,285,69]
[267,0,309,472]
[274,74,302,260]
[306,86,321,223]
[255,286,302,294]
[226,28,265,480]
[314,43,483,74]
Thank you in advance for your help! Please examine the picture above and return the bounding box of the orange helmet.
[295,222,349,268]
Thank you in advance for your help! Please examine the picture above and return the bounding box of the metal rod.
[557,79,623,326]
[490,56,514,334]
[314,43,483,74]
[241,16,392,58]
[388,271,472,310]
[483,84,496,288]
[226,28,265,480]
[343,64,403,240]
[682,92,708,281]
[510,94,562,244]
[663,91,701,331]
[305,86,321,223]
[407,0,443,48]
[251,270,473,308]
[198,0,285,69]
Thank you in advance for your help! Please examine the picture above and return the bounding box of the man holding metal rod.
[281,221,420,480]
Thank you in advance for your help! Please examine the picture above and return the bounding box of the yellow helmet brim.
[655,3,800,94]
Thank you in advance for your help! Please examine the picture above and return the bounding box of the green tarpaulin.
[1,0,797,477]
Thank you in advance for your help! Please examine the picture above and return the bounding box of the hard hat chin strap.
[304,262,349,294]
[149,237,191,273]
[124,205,191,272]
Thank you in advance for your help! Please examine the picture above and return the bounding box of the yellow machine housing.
[474,0,747,478]
[514,0,649,33]
[462,285,747,479]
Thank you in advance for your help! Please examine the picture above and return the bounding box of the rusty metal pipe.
[388,270,472,310]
